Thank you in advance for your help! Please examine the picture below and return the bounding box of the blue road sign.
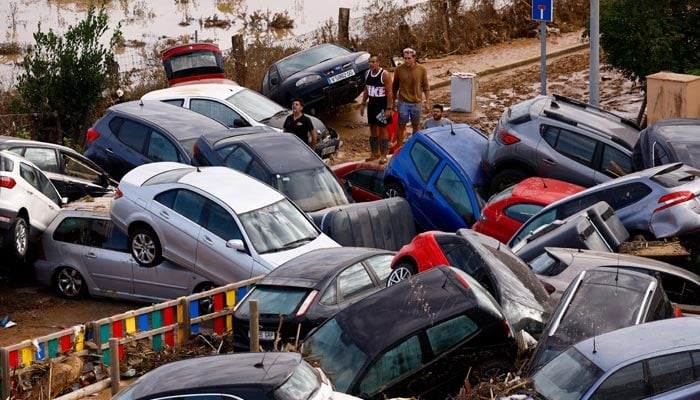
[532,0,553,22]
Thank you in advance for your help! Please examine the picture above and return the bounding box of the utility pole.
[589,0,600,106]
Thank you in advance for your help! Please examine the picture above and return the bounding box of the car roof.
[0,135,79,154]
[322,266,478,355]
[122,352,300,398]
[60,195,114,215]
[107,100,227,140]
[418,124,489,185]
[141,83,244,101]
[123,163,285,213]
[572,316,700,371]
[200,129,325,172]
[260,247,393,288]
[510,177,584,204]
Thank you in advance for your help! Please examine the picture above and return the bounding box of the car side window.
[652,141,671,167]
[337,263,375,301]
[222,146,266,182]
[542,126,597,167]
[359,335,422,395]
[503,203,543,223]
[647,351,694,395]
[434,165,474,225]
[365,254,394,283]
[34,166,61,204]
[90,219,128,251]
[409,141,440,183]
[512,208,557,245]
[203,200,242,241]
[600,145,632,178]
[149,395,242,400]
[266,65,280,88]
[62,153,102,183]
[115,118,149,152]
[156,189,206,225]
[161,99,184,107]
[597,183,651,210]
[190,98,245,127]
[426,315,478,355]
[53,217,91,244]
[19,163,40,189]
[21,147,59,173]
[346,169,381,195]
[147,131,181,162]
[590,362,649,399]
[658,273,700,305]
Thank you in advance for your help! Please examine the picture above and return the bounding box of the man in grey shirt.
[422,104,452,129]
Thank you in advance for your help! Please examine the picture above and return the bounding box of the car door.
[537,125,599,186]
[110,117,153,178]
[151,189,203,270]
[262,65,282,102]
[18,162,62,231]
[194,198,257,284]
[80,218,135,296]
[419,162,479,232]
[345,168,384,202]
[189,98,250,128]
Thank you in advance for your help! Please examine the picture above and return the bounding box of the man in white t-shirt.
[422,104,452,129]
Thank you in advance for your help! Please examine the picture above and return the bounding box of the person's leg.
[366,125,380,161]
[397,102,411,146]
[409,103,422,137]
[379,124,389,164]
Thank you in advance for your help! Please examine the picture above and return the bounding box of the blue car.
[261,43,370,112]
[383,124,491,232]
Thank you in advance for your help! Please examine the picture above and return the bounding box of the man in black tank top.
[360,54,394,164]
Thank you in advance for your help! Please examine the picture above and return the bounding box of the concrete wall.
[646,72,700,124]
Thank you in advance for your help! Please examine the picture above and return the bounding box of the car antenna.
[592,325,597,354]
[449,120,456,135]
[254,350,268,369]
[540,176,548,188]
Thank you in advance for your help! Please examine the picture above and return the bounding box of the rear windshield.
[234,285,310,318]
[142,168,193,186]
[533,347,604,399]
[506,97,538,125]
[651,163,700,188]
[0,154,13,171]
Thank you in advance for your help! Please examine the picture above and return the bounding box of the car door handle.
[427,191,434,198]
[86,251,97,258]
[542,158,557,166]
[159,210,170,219]
[105,147,114,154]
[203,235,214,245]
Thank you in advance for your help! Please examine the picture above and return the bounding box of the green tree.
[16,3,122,146]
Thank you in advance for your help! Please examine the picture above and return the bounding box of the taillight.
[653,191,695,213]
[502,319,513,338]
[86,128,100,144]
[193,143,199,155]
[295,290,319,317]
[496,130,520,145]
[674,304,683,318]
[541,281,556,295]
[452,271,471,289]
[114,188,123,199]
[0,176,16,189]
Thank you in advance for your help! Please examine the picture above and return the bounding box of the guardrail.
[0,276,263,399]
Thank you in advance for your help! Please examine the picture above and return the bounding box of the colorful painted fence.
[0,276,262,399]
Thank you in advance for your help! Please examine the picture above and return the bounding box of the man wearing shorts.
[360,54,394,164]
[392,47,430,146]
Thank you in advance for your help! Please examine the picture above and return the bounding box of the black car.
[632,118,700,170]
[261,43,370,112]
[111,351,353,400]
[193,128,350,213]
[525,267,679,376]
[232,247,395,351]
[0,136,115,201]
[301,266,517,400]
[84,100,227,180]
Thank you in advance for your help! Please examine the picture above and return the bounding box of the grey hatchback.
[483,94,640,192]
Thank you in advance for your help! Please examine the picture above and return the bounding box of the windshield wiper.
[280,236,316,250]
[260,109,289,123]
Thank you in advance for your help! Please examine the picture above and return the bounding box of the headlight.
[355,53,370,65]
[296,75,322,87]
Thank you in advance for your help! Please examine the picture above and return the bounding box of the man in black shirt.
[283,98,317,150]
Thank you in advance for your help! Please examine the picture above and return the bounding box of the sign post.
[532,0,553,95]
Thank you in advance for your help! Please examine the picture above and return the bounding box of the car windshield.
[227,88,286,122]
[510,208,557,247]
[275,359,322,400]
[274,167,349,212]
[302,318,369,392]
[276,45,350,79]
[235,286,310,318]
[533,346,604,400]
[238,198,319,254]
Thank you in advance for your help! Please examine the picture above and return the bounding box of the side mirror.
[232,118,248,128]
[270,77,279,86]
[61,196,69,205]
[226,239,246,252]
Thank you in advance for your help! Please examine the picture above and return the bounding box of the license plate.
[328,69,355,84]
[321,145,336,156]
[258,331,275,340]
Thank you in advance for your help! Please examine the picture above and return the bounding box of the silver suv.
[483,94,640,192]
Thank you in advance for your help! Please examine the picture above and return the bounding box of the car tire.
[129,226,163,267]
[491,169,529,194]
[472,358,511,384]
[54,267,87,299]
[386,263,416,286]
[383,182,406,199]
[10,216,29,260]
[194,282,217,315]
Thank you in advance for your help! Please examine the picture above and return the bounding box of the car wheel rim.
[196,285,215,314]
[57,268,82,298]
[132,233,156,264]
[385,188,399,198]
[14,219,28,256]
[387,266,412,286]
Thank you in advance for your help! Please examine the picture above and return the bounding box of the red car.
[161,42,236,86]
[331,161,385,202]
[471,177,584,243]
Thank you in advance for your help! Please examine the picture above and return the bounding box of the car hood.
[260,233,340,267]
[286,52,363,80]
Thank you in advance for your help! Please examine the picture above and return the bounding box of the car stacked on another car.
[632,117,700,170]
[483,94,640,192]
[261,43,370,112]
[109,162,339,285]
[383,124,491,232]
[0,150,66,260]
[332,161,385,203]
[232,246,395,350]
[84,100,227,180]
[141,83,341,159]
[159,42,232,86]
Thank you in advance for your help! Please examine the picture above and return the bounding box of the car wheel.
[491,169,529,194]
[54,267,87,299]
[471,358,512,384]
[194,282,217,315]
[129,226,163,267]
[386,263,416,286]
[383,182,406,198]
[10,216,29,260]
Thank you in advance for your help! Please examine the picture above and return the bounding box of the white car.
[110,162,339,284]
[0,150,65,260]
[141,83,341,158]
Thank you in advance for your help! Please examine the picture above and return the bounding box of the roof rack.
[551,94,640,130]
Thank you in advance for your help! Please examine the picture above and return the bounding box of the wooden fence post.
[338,8,350,47]
[231,34,247,86]
[249,300,259,352]
[109,339,120,395]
